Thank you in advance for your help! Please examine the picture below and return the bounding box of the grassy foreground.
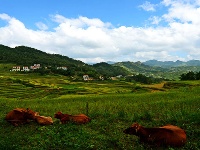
[0,74,200,149]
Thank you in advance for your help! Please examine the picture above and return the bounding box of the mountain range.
[1,44,200,80]
[144,60,200,68]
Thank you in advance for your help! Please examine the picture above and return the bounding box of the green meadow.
[0,71,200,150]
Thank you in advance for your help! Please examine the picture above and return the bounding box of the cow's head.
[25,108,38,120]
[54,111,64,119]
[123,122,141,135]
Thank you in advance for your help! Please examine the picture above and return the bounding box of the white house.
[99,75,104,80]
[83,75,90,81]
[21,66,30,71]
[11,66,21,71]
[30,64,40,70]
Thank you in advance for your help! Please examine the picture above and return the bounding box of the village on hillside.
[10,64,68,72]
[10,64,103,81]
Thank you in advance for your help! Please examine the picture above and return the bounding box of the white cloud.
[149,16,162,25]
[0,13,12,21]
[35,22,48,30]
[1,0,200,64]
[138,1,157,11]
[162,0,200,24]
[52,14,112,28]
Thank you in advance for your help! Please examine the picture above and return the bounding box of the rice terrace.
[0,65,199,150]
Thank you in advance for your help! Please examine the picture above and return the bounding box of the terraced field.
[0,77,46,99]
[0,74,139,100]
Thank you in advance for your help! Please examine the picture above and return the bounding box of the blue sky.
[0,0,164,28]
[0,0,200,63]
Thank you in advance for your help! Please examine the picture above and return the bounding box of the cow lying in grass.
[54,111,91,124]
[35,115,53,125]
[5,108,38,126]
[123,122,186,148]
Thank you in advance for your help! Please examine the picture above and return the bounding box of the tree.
[180,71,196,80]
[195,71,200,80]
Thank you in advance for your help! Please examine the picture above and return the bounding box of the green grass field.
[0,72,200,150]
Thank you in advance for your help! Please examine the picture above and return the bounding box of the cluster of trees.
[125,74,163,84]
[93,62,129,79]
[180,71,200,80]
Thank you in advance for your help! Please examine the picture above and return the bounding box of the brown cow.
[35,115,53,125]
[54,111,91,124]
[5,108,38,126]
[123,122,186,147]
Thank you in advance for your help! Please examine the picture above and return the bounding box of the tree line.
[125,74,163,84]
[180,71,200,80]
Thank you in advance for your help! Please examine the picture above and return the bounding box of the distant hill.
[115,60,200,80]
[144,60,200,68]
[93,62,130,77]
[114,61,167,73]
[106,61,116,65]
[113,61,171,79]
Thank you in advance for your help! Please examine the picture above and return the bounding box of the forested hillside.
[0,44,130,78]
[0,44,84,66]
[93,62,129,78]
